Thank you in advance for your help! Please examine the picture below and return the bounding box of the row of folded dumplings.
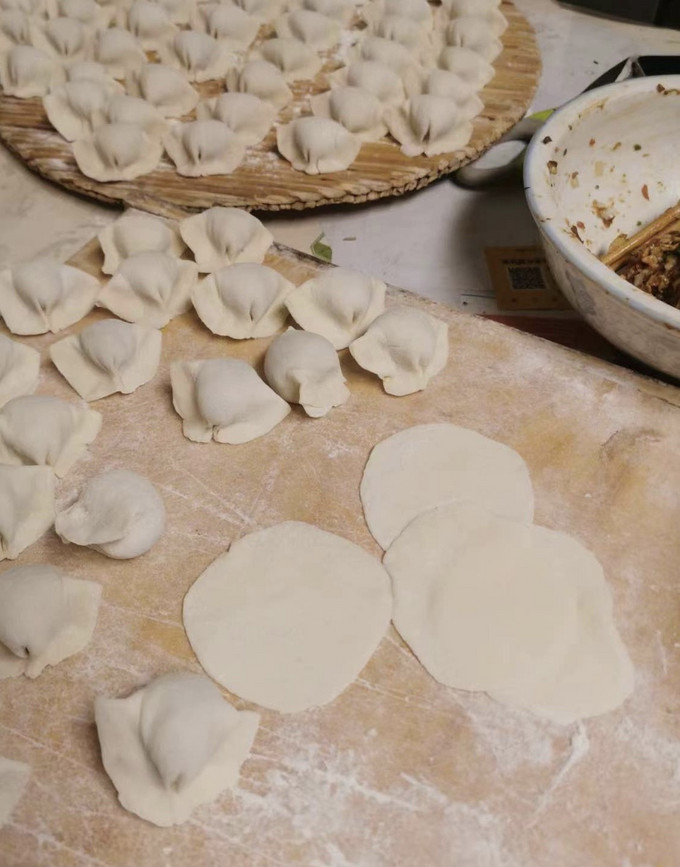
[0,0,507,172]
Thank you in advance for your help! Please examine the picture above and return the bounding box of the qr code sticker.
[506,264,548,292]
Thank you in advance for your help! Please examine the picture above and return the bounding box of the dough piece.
[332,60,404,105]
[66,59,124,88]
[34,17,91,65]
[98,211,185,276]
[225,60,292,109]
[0,395,102,477]
[385,95,473,157]
[163,120,246,177]
[360,422,535,550]
[95,672,259,827]
[277,116,360,174]
[230,0,284,23]
[193,2,260,49]
[179,206,273,273]
[0,10,33,50]
[126,63,200,117]
[489,529,634,724]
[104,93,169,140]
[264,328,349,417]
[43,78,113,141]
[150,0,194,26]
[0,466,55,560]
[158,30,232,83]
[417,68,483,120]
[275,10,340,50]
[252,37,322,83]
[384,502,579,693]
[55,468,165,558]
[444,16,502,62]
[310,86,387,143]
[0,756,31,828]
[193,262,294,338]
[0,258,100,335]
[300,0,353,25]
[93,26,146,78]
[285,267,385,349]
[0,563,101,678]
[170,357,291,443]
[349,306,448,396]
[120,0,177,50]
[0,45,65,98]
[196,92,276,146]
[438,46,494,89]
[73,121,163,182]
[183,521,392,712]
[0,334,40,407]
[50,319,162,401]
[97,251,198,327]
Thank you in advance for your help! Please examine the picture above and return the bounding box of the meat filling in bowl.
[616,229,680,308]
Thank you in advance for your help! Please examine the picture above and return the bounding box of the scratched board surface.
[1,238,680,866]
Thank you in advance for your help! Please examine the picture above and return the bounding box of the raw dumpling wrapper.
[95,672,259,827]
[193,262,294,338]
[179,206,273,273]
[73,121,163,182]
[264,328,349,417]
[277,116,360,174]
[0,45,65,98]
[252,36,322,82]
[33,17,91,65]
[43,78,114,141]
[196,92,276,146]
[171,357,290,443]
[0,563,101,678]
[285,267,385,349]
[0,334,40,407]
[0,258,100,335]
[331,60,404,105]
[275,9,340,50]
[98,211,185,276]
[126,63,200,118]
[310,86,387,143]
[0,466,55,561]
[158,30,232,83]
[93,27,147,78]
[56,468,165,558]
[349,305,448,396]
[50,319,162,401]
[385,95,473,157]
[438,46,494,89]
[444,16,502,62]
[0,757,31,828]
[225,60,292,109]
[0,394,102,477]
[193,3,260,49]
[119,0,177,50]
[97,251,198,327]
[163,120,246,177]
[104,94,169,140]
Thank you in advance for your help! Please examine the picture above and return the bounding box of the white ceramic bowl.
[524,75,680,377]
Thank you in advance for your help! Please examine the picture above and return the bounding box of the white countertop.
[1,0,679,315]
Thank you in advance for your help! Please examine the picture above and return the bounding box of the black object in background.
[564,0,680,27]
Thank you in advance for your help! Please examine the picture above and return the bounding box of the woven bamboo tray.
[0,0,540,217]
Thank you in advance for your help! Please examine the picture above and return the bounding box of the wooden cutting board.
[1,237,679,867]
[0,1,540,216]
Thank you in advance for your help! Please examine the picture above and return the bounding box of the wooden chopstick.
[601,202,680,270]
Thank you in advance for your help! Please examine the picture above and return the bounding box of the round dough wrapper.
[361,423,534,550]
[384,501,579,694]
[183,521,392,713]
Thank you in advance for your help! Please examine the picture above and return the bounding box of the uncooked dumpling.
[163,120,246,177]
[230,0,283,23]
[0,395,102,477]
[55,468,165,558]
[172,357,290,443]
[442,0,503,21]
[275,9,340,50]
[418,69,483,120]
[93,27,146,78]
[225,60,292,108]
[438,45,494,89]
[285,267,385,349]
[95,672,259,827]
[158,30,231,83]
[34,17,91,64]
[126,63,200,118]
[301,0,353,23]
[0,10,33,50]
[0,466,55,561]
[277,116,360,174]
[334,60,404,105]
[43,78,113,141]
[193,262,294,338]
[67,60,122,87]
[264,328,349,417]
[104,94,169,140]
[0,757,30,828]
[385,95,473,156]
[355,35,417,74]
[360,422,535,550]
[97,251,198,327]
[0,258,100,335]
[253,36,322,82]
[50,0,113,27]
[98,211,185,276]
[183,522,392,712]
[73,121,163,181]
[0,45,65,98]
[0,334,40,407]
[196,92,276,146]
[194,3,260,49]
[310,86,387,142]
[444,16,502,62]
[375,0,431,24]
[0,563,101,678]
[179,206,273,273]
[120,0,177,50]
[151,0,194,25]
[50,319,162,401]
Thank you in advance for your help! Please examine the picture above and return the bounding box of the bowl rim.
[524,74,680,331]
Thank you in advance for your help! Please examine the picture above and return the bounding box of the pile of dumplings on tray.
[0,0,507,176]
